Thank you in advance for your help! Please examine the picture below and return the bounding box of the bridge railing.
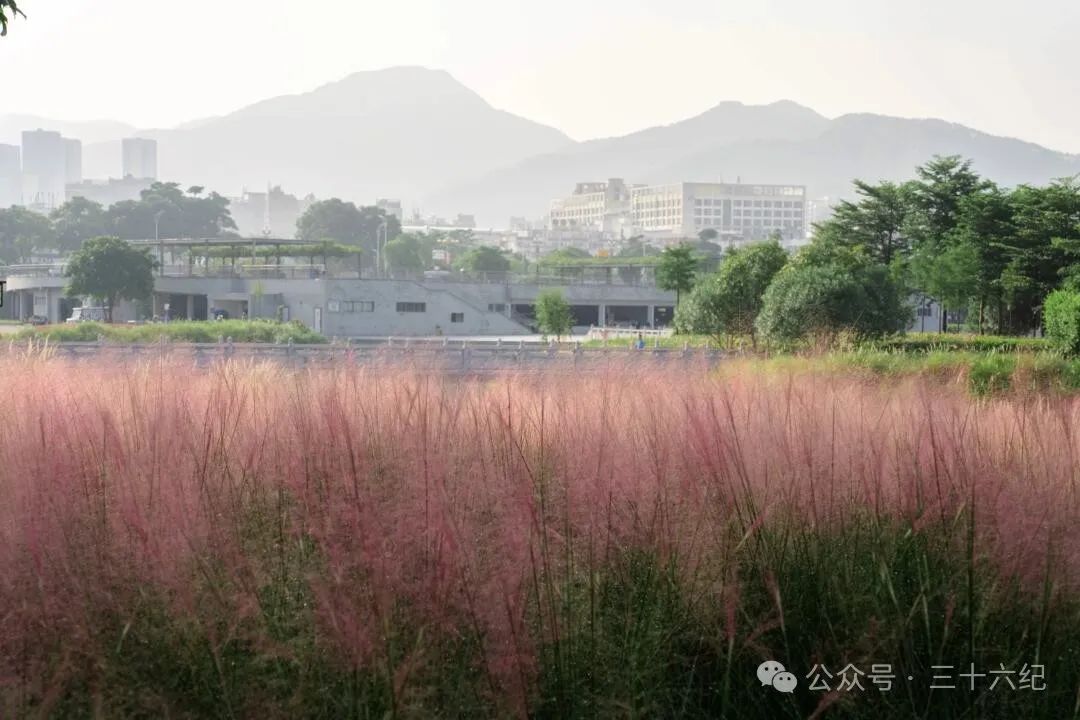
[4,338,725,373]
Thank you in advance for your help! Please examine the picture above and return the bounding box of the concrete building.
[0,143,20,208]
[376,198,403,223]
[122,137,158,180]
[66,176,153,207]
[64,138,82,185]
[0,238,677,334]
[21,129,67,211]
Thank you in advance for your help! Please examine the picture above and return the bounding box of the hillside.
[83,66,574,202]
[426,104,1080,225]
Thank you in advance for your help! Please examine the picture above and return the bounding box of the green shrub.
[756,262,909,345]
[17,320,327,344]
[1043,289,1080,356]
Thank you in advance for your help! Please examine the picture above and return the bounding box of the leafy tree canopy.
[674,240,788,345]
[656,243,700,305]
[0,0,23,35]
[534,289,573,339]
[296,200,401,266]
[456,245,511,273]
[0,206,55,264]
[50,197,107,253]
[65,236,157,322]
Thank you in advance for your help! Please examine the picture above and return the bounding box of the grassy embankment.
[0,358,1077,719]
[587,333,1077,396]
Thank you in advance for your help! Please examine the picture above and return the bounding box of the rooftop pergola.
[128,237,362,276]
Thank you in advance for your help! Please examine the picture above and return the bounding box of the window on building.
[345,301,374,312]
[397,302,426,313]
[327,300,341,313]
[488,303,506,313]
[451,312,465,323]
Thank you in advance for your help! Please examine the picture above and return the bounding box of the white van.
[66,307,107,323]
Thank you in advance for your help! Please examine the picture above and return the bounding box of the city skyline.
[1,0,1079,154]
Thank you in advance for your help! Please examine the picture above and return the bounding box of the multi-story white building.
[689,182,806,241]
[122,137,158,180]
[549,179,634,235]
[64,138,82,185]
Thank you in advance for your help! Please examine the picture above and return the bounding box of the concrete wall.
[154,276,530,337]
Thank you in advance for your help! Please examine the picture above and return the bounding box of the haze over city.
[3,0,1079,153]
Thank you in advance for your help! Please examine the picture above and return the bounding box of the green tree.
[656,243,699,305]
[65,237,157,322]
[905,156,986,250]
[674,240,788,346]
[457,245,511,274]
[999,180,1080,333]
[813,180,913,265]
[0,206,55,263]
[50,197,107,252]
[297,199,366,245]
[1043,290,1080,356]
[104,182,236,240]
[296,200,400,267]
[383,233,430,274]
[534,289,574,340]
[756,251,909,345]
[909,183,1014,332]
[0,0,23,35]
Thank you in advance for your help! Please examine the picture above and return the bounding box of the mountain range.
[4,66,1080,227]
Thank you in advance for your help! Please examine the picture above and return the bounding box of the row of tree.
[0,183,237,263]
[814,155,1080,334]
[671,156,1080,341]
[0,188,406,268]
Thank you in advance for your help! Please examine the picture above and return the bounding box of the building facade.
[549,179,633,235]
[376,198,403,223]
[21,129,67,211]
[64,138,82,185]
[122,137,158,180]
[229,186,310,238]
[0,144,20,208]
[549,179,807,245]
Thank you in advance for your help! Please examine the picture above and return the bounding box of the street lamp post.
[154,210,166,277]
[374,220,388,278]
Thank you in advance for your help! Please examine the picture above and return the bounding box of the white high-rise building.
[64,138,83,185]
[21,129,66,211]
[122,137,158,180]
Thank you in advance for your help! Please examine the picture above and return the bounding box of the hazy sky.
[3,0,1079,152]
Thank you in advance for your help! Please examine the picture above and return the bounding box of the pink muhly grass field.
[0,357,1077,717]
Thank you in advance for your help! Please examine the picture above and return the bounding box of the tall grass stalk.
[0,357,1077,718]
